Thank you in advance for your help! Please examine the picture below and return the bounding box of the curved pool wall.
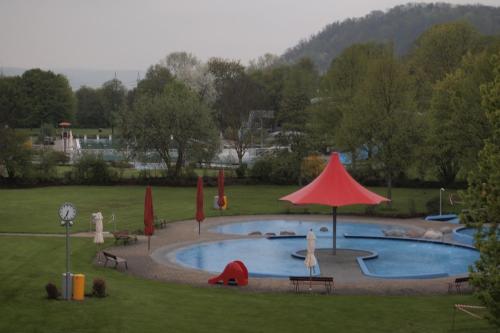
[453,226,500,246]
[453,226,475,246]
[173,220,480,279]
[210,220,401,238]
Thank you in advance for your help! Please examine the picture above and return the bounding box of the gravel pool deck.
[98,215,471,295]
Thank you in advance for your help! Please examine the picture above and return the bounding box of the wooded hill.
[282,3,500,72]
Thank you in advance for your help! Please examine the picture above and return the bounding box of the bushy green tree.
[312,43,386,166]
[359,49,420,200]
[409,21,480,112]
[135,64,174,98]
[427,51,494,184]
[462,52,500,327]
[0,76,25,128]
[100,79,126,134]
[0,128,32,179]
[72,153,114,184]
[75,86,105,128]
[19,69,75,127]
[121,80,219,177]
[208,58,266,165]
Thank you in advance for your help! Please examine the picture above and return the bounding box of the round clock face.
[58,203,77,221]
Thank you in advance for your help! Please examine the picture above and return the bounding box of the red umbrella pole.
[332,207,337,255]
[196,176,205,235]
[144,186,155,252]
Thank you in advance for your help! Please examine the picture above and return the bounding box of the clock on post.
[59,202,77,223]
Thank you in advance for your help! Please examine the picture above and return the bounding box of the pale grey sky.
[1,0,499,71]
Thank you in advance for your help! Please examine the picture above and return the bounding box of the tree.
[277,58,319,184]
[0,127,32,179]
[427,51,494,184]
[408,21,480,112]
[121,81,219,177]
[311,43,386,165]
[0,76,25,128]
[462,52,500,328]
[19,69,75,127]
[100,79,126,134]
[135,64,174,98]
[162,52,216,105]
[360,50,420,200]
[208,58,266,165]
[75,86,105,128]
[247,53,282,72]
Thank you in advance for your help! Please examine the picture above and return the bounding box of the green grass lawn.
[0,236,494,333]
[1,185,491,333]
[0,185,460,234]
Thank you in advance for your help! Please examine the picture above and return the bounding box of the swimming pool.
[172,220,479,279]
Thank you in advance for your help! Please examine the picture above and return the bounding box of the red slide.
[208,260,248,286]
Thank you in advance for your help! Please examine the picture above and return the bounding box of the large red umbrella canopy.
[217,169,225,209]
[280,152,389,206]
[280,152,389,254]
[144,186,155,251]
[196,176,205,234]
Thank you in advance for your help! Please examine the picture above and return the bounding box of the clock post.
[58,202,77,300]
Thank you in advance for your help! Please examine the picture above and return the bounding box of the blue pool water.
[173,220,479,279]
[453,226,500,246]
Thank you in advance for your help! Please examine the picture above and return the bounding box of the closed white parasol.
[304,229,317,290]
[93,212,104,262]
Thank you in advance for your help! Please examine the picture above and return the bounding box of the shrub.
[425,196,440,214]
[301,155,325,183]
[45,282,59,299]
[250,151,299,184]
[269,151,299,184]
[73,153,115,184]
[250,158,273,182]
[92,278,106,298]
[235,163,247,178]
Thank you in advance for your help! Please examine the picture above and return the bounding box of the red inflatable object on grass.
[208,260,248,286]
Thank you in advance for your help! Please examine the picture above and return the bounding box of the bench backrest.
[455,277,470,283]
[290,276,333,282]
[102,251,117,260]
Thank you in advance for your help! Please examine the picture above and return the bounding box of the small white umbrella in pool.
[304,229,317,290]
[92,212,104,262]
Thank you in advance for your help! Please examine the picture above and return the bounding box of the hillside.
[282,3,500,72]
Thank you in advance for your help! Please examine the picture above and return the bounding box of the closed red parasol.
[196,176,205,234]
[217,169,225,209]
[144,186,155,251]
[280,152,390,254]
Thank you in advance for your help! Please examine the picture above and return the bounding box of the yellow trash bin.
[72,274,85,301]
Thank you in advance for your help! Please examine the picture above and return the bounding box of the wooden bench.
[289,276,334,294]
[448,276,470,294]
[102,251,128,270]
[111,231,138,245]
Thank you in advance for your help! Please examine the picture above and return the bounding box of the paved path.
[98,214,470,295]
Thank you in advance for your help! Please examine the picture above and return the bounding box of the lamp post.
[439,188,445,216]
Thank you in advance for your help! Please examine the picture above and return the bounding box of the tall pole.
[65,221,71,300]
[332,206,337,255]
